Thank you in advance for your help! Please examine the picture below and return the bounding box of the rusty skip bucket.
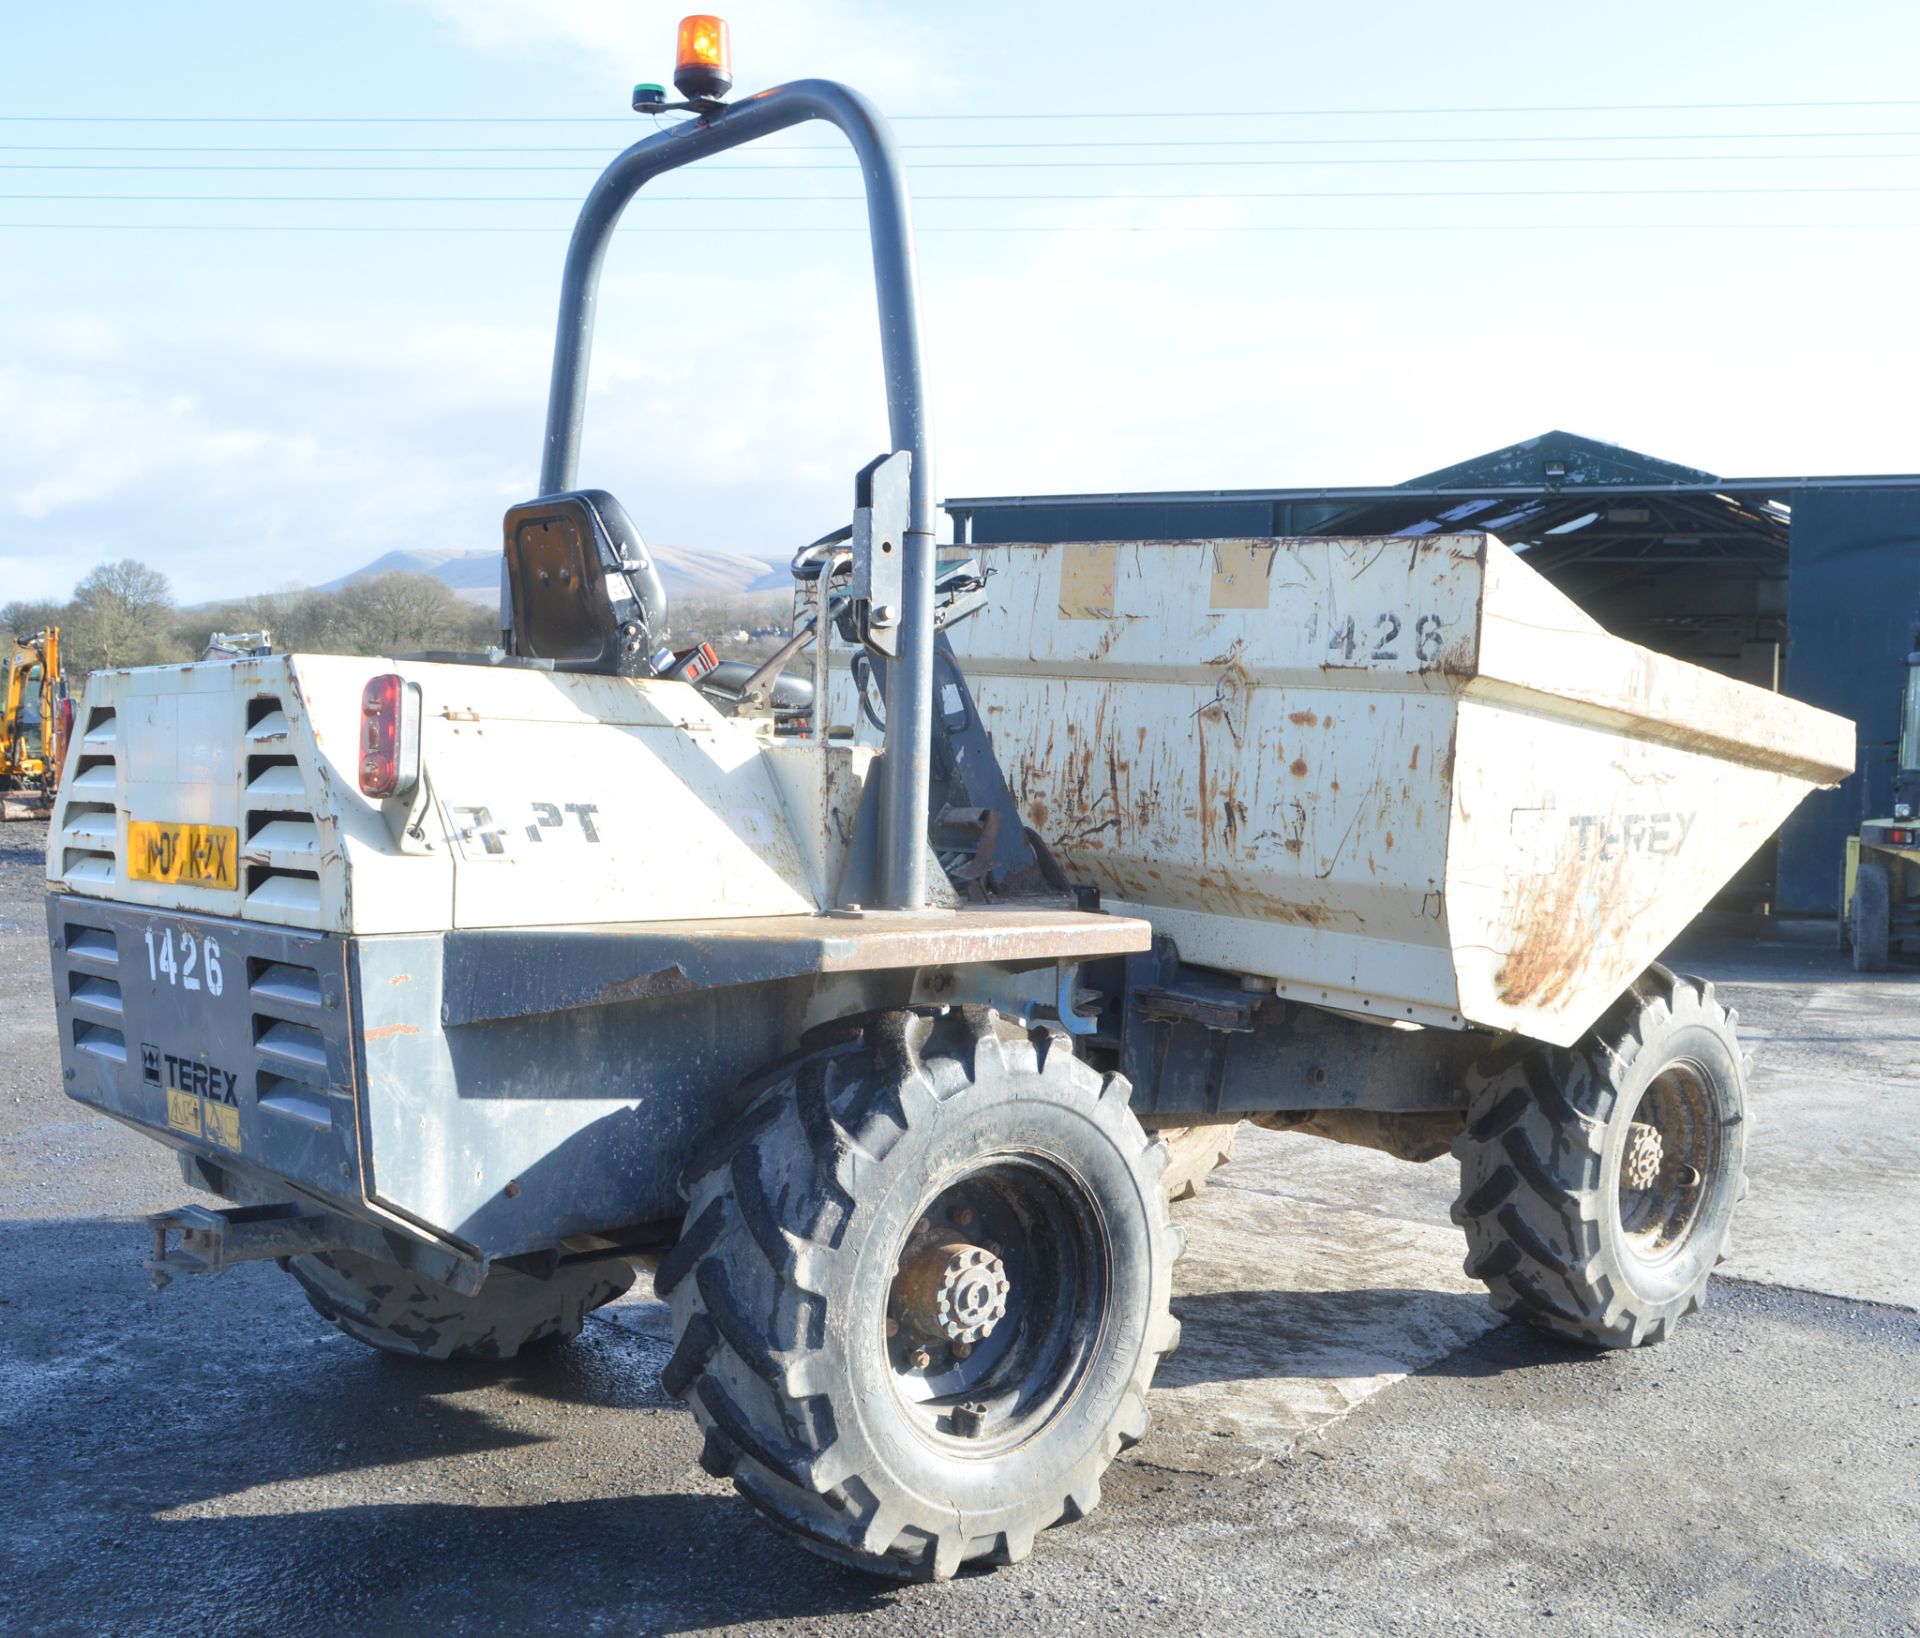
[949,534,1854,1046]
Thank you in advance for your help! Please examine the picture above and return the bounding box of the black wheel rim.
[1616,1057,1721,1266]
[882,1153,1108,1457]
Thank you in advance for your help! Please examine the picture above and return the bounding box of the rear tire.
[1451,966,1748,1349]
[659,1008,1181,1581]
[1853,857,1892,972]
[283,1249,635,1361]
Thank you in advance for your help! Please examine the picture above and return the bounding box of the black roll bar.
[531,80,935,911]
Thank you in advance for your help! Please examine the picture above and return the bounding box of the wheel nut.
[885,1317,900,1338]
[912,1348,931,1370]
[953,1340,973,1360]
[1623,1121,1664,1190]
[952,1205,975,1228]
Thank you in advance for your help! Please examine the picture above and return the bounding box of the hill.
[318,544,788,605]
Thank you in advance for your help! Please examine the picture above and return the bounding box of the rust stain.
[1196,730,1212,857]
[1495,848,1630,1010]
[1289,710,1319,727]
[1408,744,1420,772]
[1289,758,1308,778]
[363,1023,419,1041]
[388,973,413,987]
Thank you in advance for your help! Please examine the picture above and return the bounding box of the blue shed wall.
[1777,487,1920,914]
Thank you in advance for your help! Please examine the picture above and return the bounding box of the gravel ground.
[3,820,1917,1636]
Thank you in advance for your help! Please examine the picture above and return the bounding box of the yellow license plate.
[128,821,239,890]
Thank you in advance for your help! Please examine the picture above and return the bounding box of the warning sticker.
[166,1089,202,1138]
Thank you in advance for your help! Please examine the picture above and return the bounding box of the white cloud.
[5,207,1916,614]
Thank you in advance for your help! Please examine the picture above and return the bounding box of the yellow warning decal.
[203,1100,242,1152]
[166,1088,202,1137]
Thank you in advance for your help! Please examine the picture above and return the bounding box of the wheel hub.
[895,1238,1010,1346]
[1623,1121,1664,1191]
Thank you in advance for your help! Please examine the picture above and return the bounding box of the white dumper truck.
[44,24,1852,1583]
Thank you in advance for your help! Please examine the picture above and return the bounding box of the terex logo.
[141,1042,161,1086]
[164,1054,239,1105]
[1571,811,1698,861]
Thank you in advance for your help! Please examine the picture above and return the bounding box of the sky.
[2,0,1918,605]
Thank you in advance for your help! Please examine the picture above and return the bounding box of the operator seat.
[502,489,668,677]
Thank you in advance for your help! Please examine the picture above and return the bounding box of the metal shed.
[946,432,1920,916]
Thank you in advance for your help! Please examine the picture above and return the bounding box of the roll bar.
[532,80,935,911]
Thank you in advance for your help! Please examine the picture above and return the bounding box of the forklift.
[1841,634,1920,969]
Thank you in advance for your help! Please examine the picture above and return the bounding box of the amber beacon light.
[674,15,732,100]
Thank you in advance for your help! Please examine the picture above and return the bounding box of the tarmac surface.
[2,819,1916,1636]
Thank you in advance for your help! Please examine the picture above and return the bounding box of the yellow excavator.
[2,627,70,820]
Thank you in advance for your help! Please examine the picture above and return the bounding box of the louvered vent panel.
[250,953,331,1127]
[241,696,322,914]
[60,708,118,886]
[65,920,126,1061]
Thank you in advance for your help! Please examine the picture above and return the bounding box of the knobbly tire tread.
[1851,857,1892,973]
[1147,1120,1241,1203]
[282,1249,635,1362]
[1450,965,1748,1349]
[660,1007,1182,1581]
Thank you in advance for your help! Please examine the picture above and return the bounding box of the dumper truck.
[43,20,1854,1582]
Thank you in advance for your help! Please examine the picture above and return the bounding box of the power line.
[6,129,1920,154]
[12,185,1920,203]
[0,219,1911,234]
[11,152,1920,173]
[4,96,1920,122]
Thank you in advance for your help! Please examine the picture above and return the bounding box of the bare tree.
[318,572,495,656]
[66,559,187,672]
[0,599,65,640]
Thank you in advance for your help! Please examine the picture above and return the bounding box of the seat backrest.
[502,489,668,675]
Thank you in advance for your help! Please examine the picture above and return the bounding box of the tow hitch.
[144,1202,487,1296]
[145,1204,344,1289]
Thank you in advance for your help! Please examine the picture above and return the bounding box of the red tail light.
[359,673,420,799]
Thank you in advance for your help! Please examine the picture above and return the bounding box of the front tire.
[1853,857,1892,972]
[658,1008,1182,1581]
[1451,967,1748,1349]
